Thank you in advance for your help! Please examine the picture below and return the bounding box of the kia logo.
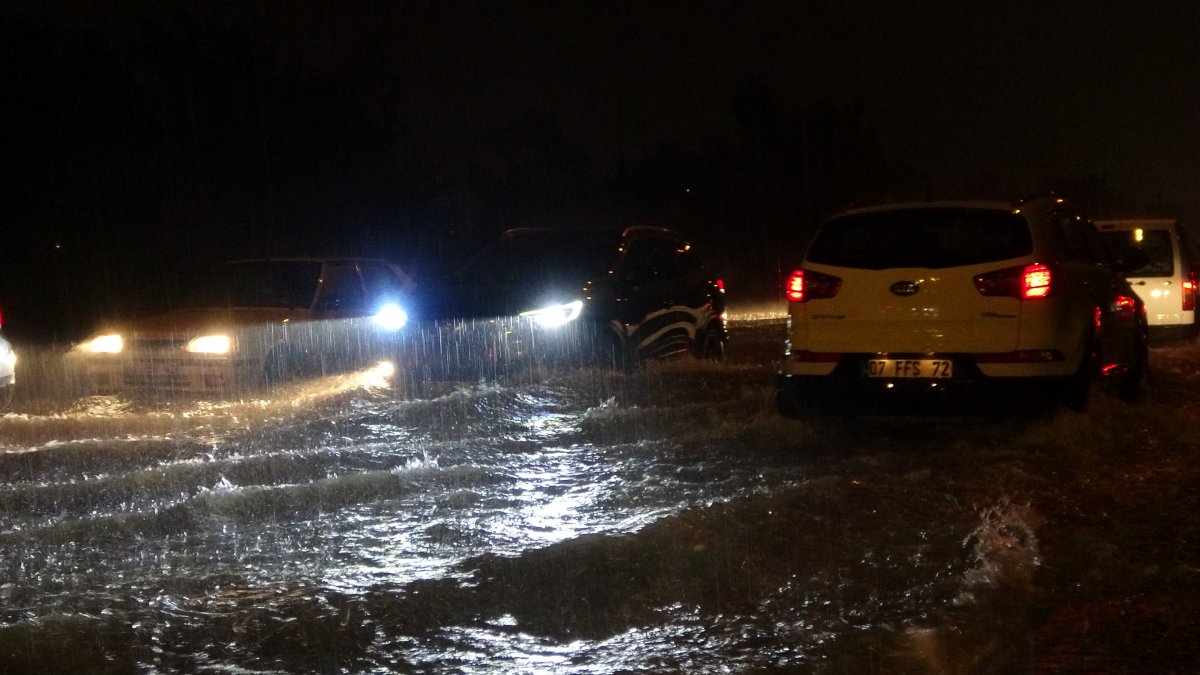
[890,281,919,296]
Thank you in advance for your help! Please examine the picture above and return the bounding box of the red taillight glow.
[716,278,726,292]
[1021,263,1052,299]
[975,263,1053,300]
[1113,295,1138,312]
[1184,272,1196,312]
[785,269,842,303]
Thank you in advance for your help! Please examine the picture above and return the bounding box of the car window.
[317,264,367,310]
[203,260,324,309]
[360,262,411,298]
[1100,229,1175,277]
[620,236,685,284]
[806,209,1033,270]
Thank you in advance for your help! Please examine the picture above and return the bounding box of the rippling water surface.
[3,319,1200,673]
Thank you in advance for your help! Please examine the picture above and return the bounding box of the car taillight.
[1183,272,1197,312]
[974,263,1053,300]
[785,269,842,303]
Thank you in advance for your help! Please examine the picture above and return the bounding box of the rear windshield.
[806,209,1034,270]
[1099,229,1174,277]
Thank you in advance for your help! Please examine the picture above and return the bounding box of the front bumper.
[410,317,627,380]
[65,352,258,394]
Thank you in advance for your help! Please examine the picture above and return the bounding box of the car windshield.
[192,260,324,309]
[1100,229,1174,277]
[480,231,619,284]
[806,208,1034,270]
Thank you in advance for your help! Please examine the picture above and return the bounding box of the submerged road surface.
[1,318,1198,673]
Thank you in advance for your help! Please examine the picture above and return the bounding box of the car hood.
[115,308,316,336]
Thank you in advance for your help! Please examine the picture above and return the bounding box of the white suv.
[776,196,1149,415]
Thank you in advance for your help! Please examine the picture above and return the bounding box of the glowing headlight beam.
[372,303,409,331]
[519,300,584,328]
[360,360,396,389]
[186,335,232,354]
[83,334,124,354]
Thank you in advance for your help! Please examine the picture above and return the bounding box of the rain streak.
[2,315,1200,673]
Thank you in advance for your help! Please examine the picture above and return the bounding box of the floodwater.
[2,318,1199,673]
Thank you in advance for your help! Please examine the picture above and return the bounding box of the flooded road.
[2,318,1199,673]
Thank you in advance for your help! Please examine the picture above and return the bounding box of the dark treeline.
[0,6,1183,342]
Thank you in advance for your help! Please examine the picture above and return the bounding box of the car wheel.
[695,328,726,361]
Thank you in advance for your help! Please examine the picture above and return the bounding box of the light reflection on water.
[0,325,1179,672]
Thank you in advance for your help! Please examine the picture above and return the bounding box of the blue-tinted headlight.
[519,300,583,328]
[372,303,409,331]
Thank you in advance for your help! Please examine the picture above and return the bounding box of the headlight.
[81,334,124,354]
[519,300,584,328]
[372,303,409,331]
[186,334,232,354]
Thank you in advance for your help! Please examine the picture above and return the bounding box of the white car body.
[0,331,14,409]
[1096,218,1197,341]
[67,258,417,395]
[777,197,1149,414]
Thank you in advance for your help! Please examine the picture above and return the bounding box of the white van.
[1096,219,1197,341]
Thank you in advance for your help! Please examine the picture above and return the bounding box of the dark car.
[425,226,727,378]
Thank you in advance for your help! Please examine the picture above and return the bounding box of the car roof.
[832,195,1086,220]
[501,225,681,241]
[223,257,402,265]
[834,200,1018,218]
[1094,218,1179,228]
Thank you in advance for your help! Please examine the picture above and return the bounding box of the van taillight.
[1184,272,1197,312]
[974,263,1053,300]
[785,269,842,303]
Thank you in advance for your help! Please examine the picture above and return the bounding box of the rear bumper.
[1147,323,1197,344]
[780,349,1077,379]
[776,354,1077,416]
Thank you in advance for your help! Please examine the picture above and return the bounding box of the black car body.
[424,226,727,378]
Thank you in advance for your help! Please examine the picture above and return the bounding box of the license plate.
[127,362,177,377]
[866,358,953,379]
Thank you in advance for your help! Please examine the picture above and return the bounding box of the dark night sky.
[3,1,1200,338]
[258,1,1198,203]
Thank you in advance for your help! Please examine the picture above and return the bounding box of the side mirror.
[1110,245,1149,274]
